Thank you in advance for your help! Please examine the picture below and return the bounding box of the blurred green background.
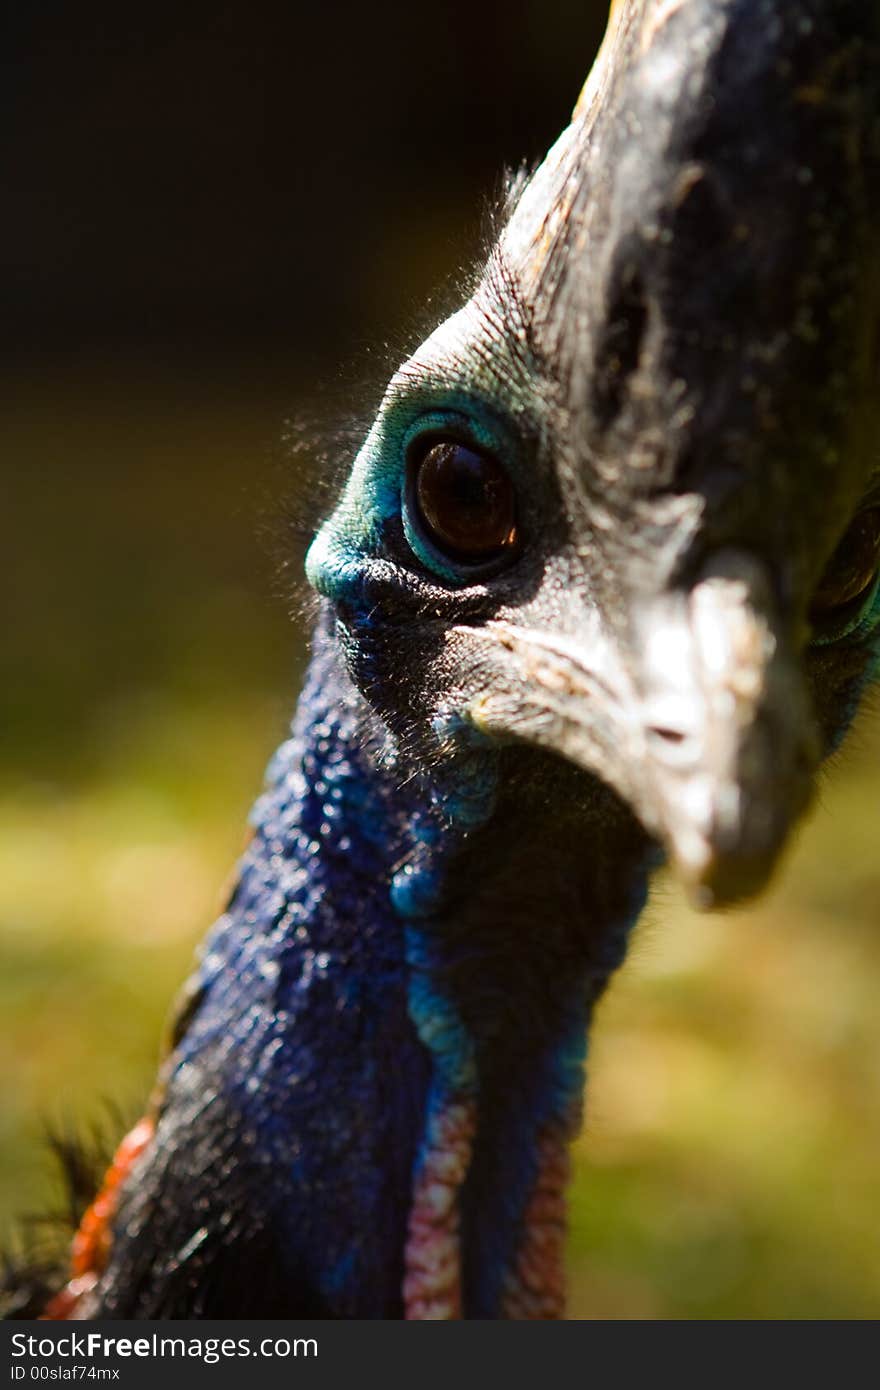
[2,0,878,1319]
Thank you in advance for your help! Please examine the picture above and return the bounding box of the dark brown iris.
[810,509,880,618]
[413,440,518,562]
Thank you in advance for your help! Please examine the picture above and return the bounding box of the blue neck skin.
[113,610,653,1318]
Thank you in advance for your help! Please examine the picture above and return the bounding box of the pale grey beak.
[632,552,818,905]
[466,552,818,907]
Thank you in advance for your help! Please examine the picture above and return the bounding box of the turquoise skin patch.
[306,292,540,598]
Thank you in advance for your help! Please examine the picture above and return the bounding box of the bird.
[7,0,880,1320]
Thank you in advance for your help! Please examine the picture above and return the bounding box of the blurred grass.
[570,735,880,1317]
[1,364,878,1318]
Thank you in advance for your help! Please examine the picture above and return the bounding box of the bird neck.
[196,613,651,1318]
[394,734,652,1318]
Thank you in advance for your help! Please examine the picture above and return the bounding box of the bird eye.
[810,508,880,622]
[409,439,518,565]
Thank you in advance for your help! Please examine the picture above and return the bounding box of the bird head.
[307,0,880,908]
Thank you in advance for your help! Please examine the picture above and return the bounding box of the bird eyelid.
[808,506,880,646]
[808,571,880,647]
[394,398,528,469]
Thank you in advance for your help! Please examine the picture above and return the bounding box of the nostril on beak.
[642,694,701,765]
[649,726,686,745]
[646,722,698,767]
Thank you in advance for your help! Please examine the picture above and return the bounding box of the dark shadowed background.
[2,0,878,1318]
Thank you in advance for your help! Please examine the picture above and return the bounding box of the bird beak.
[467,552,818,907]
[629,553,818,905]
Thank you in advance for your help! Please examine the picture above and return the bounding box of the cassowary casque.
[8,0,880,1319]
